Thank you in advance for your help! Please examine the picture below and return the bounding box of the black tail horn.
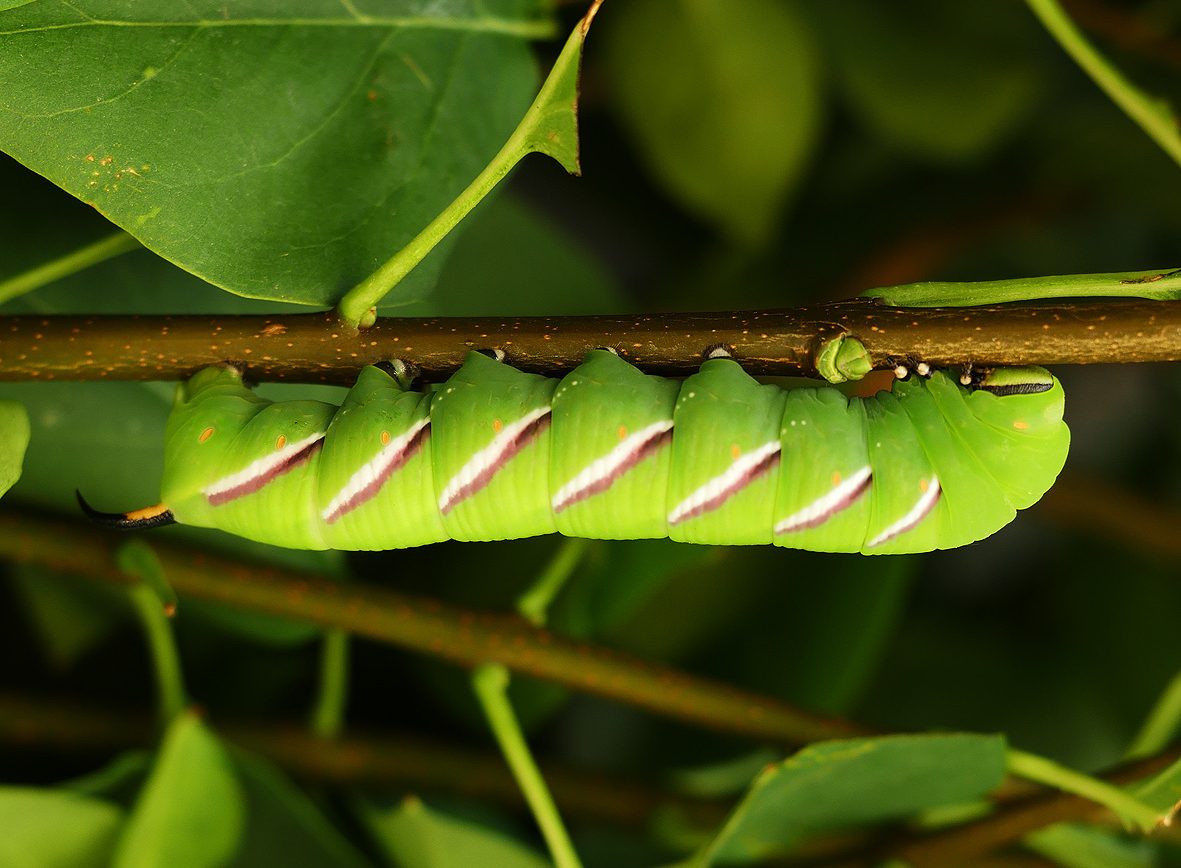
[76,491,176,530]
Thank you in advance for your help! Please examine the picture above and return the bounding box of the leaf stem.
[310,628,350,739]
[0,231,140,305]
[1127,668,1181,760]
[126,583,187,723]
[1025,0,1181,168]
[1005,747,1161,832]
[472,663,583,868]
[336,2,597,325]
[517,538,588,626]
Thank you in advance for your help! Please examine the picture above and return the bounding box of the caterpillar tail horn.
[75,491,176,530]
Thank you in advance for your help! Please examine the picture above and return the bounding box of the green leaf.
[815,0,1043,162]
[0,786,123,868]
[9,564,126,669]
[603,0,821,246]
[114,713,245,868]
[729,552,915,715]
[695,733,1008,864]
[1025,822,1157,868]
[360,795,549,868]
[0,399,29,497]
[227,752,370,868]
[0,1,548,308]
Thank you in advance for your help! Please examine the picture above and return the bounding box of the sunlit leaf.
[0,786,123,868]
[113,713,245,868]
[360,795,549,868]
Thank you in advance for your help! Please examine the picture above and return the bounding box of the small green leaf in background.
[814,0,1044,163]
[114,713,245,868]
[9,565,126,670]
[0,1,546,308]
[1025,822,1158,868]
[360,795,550,868]
[603,0,821,246]
[227,753,370,868]
[0,786,123,868]
[0,399,29,498]
[696,733,1008,864]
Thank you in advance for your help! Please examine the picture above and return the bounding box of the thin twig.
[3,299,1181,385]
[0,510,861,745]
[0,692,727,829]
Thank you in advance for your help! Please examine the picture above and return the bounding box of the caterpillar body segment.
[103,350,1068,554]
[549,350,678,540]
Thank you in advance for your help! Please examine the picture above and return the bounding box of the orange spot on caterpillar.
[730,444,742,460]
[832,471,842,486]
[1013,420,1029,430]
[276,434,287,450]
[198,427,215,443]
[492,419,503,433]
[380,430,391,445]
[920,478,930,493]
[617,425,628,441]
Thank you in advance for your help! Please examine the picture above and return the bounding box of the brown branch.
[0,692,727,829]
[1036,472,1181,559]
[0,510,862,746]
[2,300,1181,385]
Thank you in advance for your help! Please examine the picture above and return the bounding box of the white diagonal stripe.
[438,407,550,514]
[866,476,941,548]
[774,465,872,534]
[551,420,672,513]
[203,432,323,501]
[667,440,781,526]
[320,417,429,522]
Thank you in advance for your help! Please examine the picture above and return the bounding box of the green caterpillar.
[80,348,1069,554]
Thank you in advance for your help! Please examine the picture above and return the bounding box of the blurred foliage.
[2,0,1181,865]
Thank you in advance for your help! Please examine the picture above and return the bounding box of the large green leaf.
[695,733,1008,864]
[0,0,546,307]
[0,786,123,868]
[113,712,245,868]
[603,0,821,246]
